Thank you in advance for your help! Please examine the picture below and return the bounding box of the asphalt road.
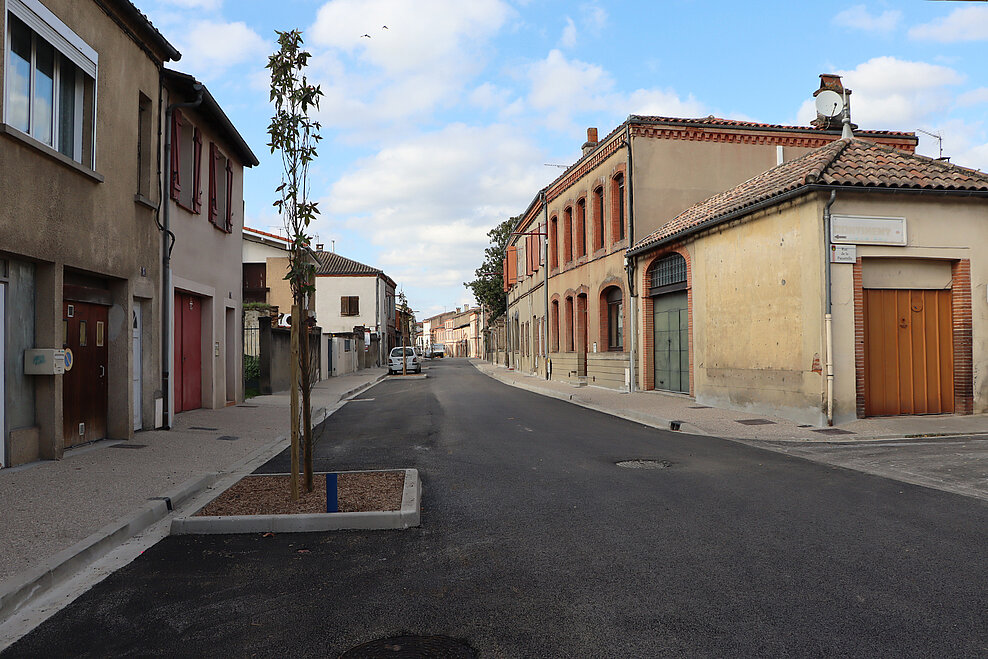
[7,360,988,657]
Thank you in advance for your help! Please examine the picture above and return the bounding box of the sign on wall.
[831,215,906,246]
[830,244,856,264]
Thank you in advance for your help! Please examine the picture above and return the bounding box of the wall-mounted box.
[24,349,66,375]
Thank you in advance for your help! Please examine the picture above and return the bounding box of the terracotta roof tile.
[629,115,916,139]
[631,139,988,254]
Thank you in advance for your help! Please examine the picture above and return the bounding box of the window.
[549,216,558,269]
[593,186,604,251]
[616,174,626,241]
[137,93,153,198]
[563,207,573,263]
[170,110,202,212]
[4,5,97,167]
[341,296,359,316]
[209,143,233,231]
[650,253,687,293]
[551,300,559,352]
[606,287,623,351]
[564,296,574,352]
[576,198,586,258]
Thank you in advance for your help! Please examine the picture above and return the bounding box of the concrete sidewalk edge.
[0,374,386,625]
[170,468,421,534]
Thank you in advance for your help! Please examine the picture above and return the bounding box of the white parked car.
[388,346,421,374]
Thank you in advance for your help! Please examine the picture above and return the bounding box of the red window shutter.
[506,245,518,285]
[502,257,509,292]
[191,128,203,213]
[225,159,233,232]
[170,110,182,200]
[208,143,218,226]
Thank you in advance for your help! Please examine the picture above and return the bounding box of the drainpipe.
[162,82,204,428]
[542,190,550,379]
[823,190,837,426]
[624,123,638,393]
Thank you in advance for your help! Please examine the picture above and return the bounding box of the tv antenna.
[544,163,568,169]
[916,128,944,160]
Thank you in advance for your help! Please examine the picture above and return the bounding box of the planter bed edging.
[170,468,420,535]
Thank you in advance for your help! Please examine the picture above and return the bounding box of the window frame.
[170,110,203,212]
[613,173,626,242]
[549,215,558,269]
[606,287,624,351]
[341,295,360,317]
[593,185,604,251]
[563,206,573,263]
[4,1,97,167]
[208,142,233,232]
[575,197,587,258]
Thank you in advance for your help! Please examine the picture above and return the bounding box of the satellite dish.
[815,90,844,118]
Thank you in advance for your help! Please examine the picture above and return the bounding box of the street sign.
[831,215,906,246]
[830,244,856,264]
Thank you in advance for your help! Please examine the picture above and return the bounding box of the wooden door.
[577,294,588,377]
[174,292,202,413]
[653,291,689,393]
[63,301,108,446]
[133,306,142,430]
[864,289,953,416]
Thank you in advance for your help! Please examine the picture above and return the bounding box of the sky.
[135,0,988,319]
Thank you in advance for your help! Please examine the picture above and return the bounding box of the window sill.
[0,123,103,183]
[134,194,157,210]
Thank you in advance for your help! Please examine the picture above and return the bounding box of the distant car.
[430,344,445,358]
[389,346,421,374]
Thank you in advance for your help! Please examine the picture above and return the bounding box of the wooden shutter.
[225,158,233,232]
[170,110,182,200]
[502,257,509,292]
[208,143,218,226]
[191,128,203,213]
[506,246,518,286]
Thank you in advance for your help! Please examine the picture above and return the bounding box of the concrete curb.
[386,373,427,380]
[338,372,388,403]
[473,363,702,435]
[170,468,421,534]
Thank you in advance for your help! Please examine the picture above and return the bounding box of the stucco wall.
[687,196,827,424]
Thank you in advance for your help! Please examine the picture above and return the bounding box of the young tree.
[267,29,323,498]
[465,217,515,322]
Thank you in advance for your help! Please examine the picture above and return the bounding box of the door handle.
[99,365,105,378]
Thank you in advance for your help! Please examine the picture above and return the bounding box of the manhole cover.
[616,459,673,470]
[189,426,218,431]
[811,428,855,435]
[735,418,776,425]
[110,443,147,449]
[216,435,239,441]
[340,635,476,658]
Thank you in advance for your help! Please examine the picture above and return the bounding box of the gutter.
[542,190,550,380]
[623,124,638,393]
[162,82,204,429]
[823,191,837,426]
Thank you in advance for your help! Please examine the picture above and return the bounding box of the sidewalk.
[0,368,386,594]
[472,359,987,441]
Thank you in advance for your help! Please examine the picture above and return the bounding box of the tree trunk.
[289,304,301,501]
[300,314,313,492]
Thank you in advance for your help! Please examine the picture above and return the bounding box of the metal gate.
[864,289,953,415]
[652,291,689,393]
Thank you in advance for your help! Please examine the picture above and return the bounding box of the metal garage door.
[652,291,689,393]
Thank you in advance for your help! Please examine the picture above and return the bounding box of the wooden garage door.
[174,292,202,413]
[864,289,953,416]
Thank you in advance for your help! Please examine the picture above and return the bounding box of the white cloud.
[957,87,988,108]
[580,4,607,32]
[175,21,268,78]
[469,82,512,110]
[795,57,964,130]
[625,88,706,118]
[559,17,577,48]
[909,5,988,42]
[833,5,901,33]
[322,124,548,295]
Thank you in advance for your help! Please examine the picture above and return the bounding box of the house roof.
[243,226,291,246]
[627,114,917,140]
[630,138,988,255]
[112,1,181,61]
[163,69,260,167]
[314,251,383,276]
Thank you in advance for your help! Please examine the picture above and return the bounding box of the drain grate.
[340,635,476,658]
[735,418,776,426]
[189,426,218,431]
[216,435,239,441]
[111,444,147,449]
[688,405,710,409]
[617,459,673,470]
[811,428,855,435]
[237,405,259,408]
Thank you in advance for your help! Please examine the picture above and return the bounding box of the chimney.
[582,127,598,156]
[811,74,856,131]
[316,243,324,251]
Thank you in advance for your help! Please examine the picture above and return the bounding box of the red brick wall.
[640,246,693,394]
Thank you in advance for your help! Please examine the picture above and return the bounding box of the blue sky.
[136,0,988,318]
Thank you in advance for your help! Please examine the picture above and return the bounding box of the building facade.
[1,0,179,466]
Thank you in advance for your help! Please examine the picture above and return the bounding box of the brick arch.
[609,165,628,245]
[575,195,588,259]
[598,281,628,352]
[549,294,561,352]
[641,246,694,394]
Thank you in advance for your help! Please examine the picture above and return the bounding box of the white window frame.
[4,0,98,165]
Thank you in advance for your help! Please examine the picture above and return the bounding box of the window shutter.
[352,297,359,315]
[502,257,509,292]
[341,296,347,315]
[506,246,518,285]
[225,158,233,232]
[191,128,202,213]
[170,110,182,200]
[208,142,218,226]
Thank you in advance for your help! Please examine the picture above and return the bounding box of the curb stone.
[170,468,421,534]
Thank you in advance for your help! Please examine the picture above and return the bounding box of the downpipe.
[823,190,837,426]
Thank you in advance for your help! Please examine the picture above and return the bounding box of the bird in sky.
[360,34,371,38]
[382,25,388,29]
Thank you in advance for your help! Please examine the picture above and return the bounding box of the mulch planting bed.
[195,471,405,516]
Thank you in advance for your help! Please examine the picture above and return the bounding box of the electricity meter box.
[24,349,66,375]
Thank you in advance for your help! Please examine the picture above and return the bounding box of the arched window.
[564,296,574,351]
[593,186,604,251]
[551,300,560,352]
[649,253,687,294]
[549,216,558,269]
[605,287,623,350]
[612,173,625,241]
[563,207,573,263]
[576,198,586,257]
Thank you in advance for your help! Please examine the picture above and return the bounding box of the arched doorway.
[649,253,689,393]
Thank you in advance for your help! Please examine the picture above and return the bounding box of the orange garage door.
[863,289,953,416]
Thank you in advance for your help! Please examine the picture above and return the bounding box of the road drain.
[340,635,476,658]
[616,459,673,470]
